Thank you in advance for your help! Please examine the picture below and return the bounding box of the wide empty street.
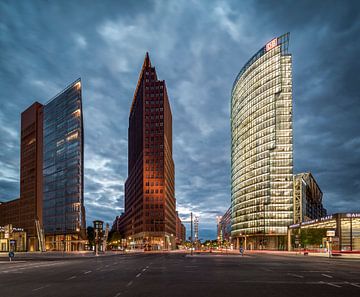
[0,253,359,297]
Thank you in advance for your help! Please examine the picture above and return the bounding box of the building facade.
[20,102,44,251]
[0,225,27,252]
[0,79,86,251]
[117,53,176,250]
[0,102,44,251]
[42,79,86,251]
[293,172,327,224]
[231,33,294,250]
[0,199,21,231]
[219,207,232,242]
[175,212,186,246]
[288,213,360,252]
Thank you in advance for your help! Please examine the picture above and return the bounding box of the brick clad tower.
[120,53,176,250]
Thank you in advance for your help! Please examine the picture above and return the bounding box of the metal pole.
[191,212,193,256]
[263,202,265,250]
[350,217,353,251]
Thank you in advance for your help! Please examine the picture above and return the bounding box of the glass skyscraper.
[231,33,293,250]
[43,79,86,251]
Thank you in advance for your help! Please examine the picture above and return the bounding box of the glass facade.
[231,33,293,248]
[289,213,360,251]
[42,79,85,236]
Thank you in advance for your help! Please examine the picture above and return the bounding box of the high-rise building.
[231,33,294,250]
[293,172,327,224]
[42,79,86,251]
[20,102,44,250]
[116,53,176,250]
[0,102,45,251]
[0,79,86,251]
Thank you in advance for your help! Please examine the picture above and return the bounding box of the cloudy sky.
[0,0,359,239]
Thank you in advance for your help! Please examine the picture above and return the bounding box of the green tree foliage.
[108,230,122,243]
[300,228,326,247]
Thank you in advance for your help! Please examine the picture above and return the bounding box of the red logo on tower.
[266,38,278,51]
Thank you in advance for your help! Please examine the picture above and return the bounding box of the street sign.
[326,230,335,237]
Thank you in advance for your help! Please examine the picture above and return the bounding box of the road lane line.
[326,282,341,288]
[136,273,141,278]
[127,281,133,287]
[287,273,304,278]
[142,268,146,272]
[114,293,122,297]
[349,283,360,288]
[67,276,76,280]
[321,274,333,278]
[84,270,92,274]
[32,285,50,291]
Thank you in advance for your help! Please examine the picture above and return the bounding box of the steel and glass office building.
[231,33,293,250]
[43,79,86,251]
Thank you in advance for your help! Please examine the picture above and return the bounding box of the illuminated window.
[67,131,79,142]
[74,81,81,90]
[71,109,81,118]
[27,138,36,145]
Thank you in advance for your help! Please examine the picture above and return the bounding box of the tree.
[108,230,122,243]
[300,228,326,247]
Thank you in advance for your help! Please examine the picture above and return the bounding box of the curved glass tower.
[231,33,293,250]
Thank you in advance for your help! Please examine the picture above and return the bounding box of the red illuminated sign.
[266,38,278,51]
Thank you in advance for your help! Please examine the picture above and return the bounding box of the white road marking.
[32,285,50,291]
[146,265,149,269]
[142,268,146,272]
[349,283,360,288]
[67,276,76,280]
[84,270,92,274]
[321,274,333,278]
[136,273,141,278]
[325,282,341,288]
[287,273,304,278]
[114,293,122,297]
[127,281,133,287]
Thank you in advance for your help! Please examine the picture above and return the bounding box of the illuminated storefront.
[0,225,27,252]
[231,33,293,250]
[288,213,360,251]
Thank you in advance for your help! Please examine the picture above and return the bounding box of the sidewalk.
[247,249,360,259]
[0,250,128,261]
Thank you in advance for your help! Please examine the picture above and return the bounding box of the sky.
[0,0,359,240]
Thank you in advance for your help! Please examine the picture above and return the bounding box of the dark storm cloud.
[0,0,359,239]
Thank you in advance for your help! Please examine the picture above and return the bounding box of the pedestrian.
[239,247,244,256]
[8,251,14,262]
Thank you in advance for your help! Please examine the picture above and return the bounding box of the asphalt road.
[0,252,359,297]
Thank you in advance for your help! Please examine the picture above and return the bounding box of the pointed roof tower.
[130,52,152,114]
[143,52,151,68]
